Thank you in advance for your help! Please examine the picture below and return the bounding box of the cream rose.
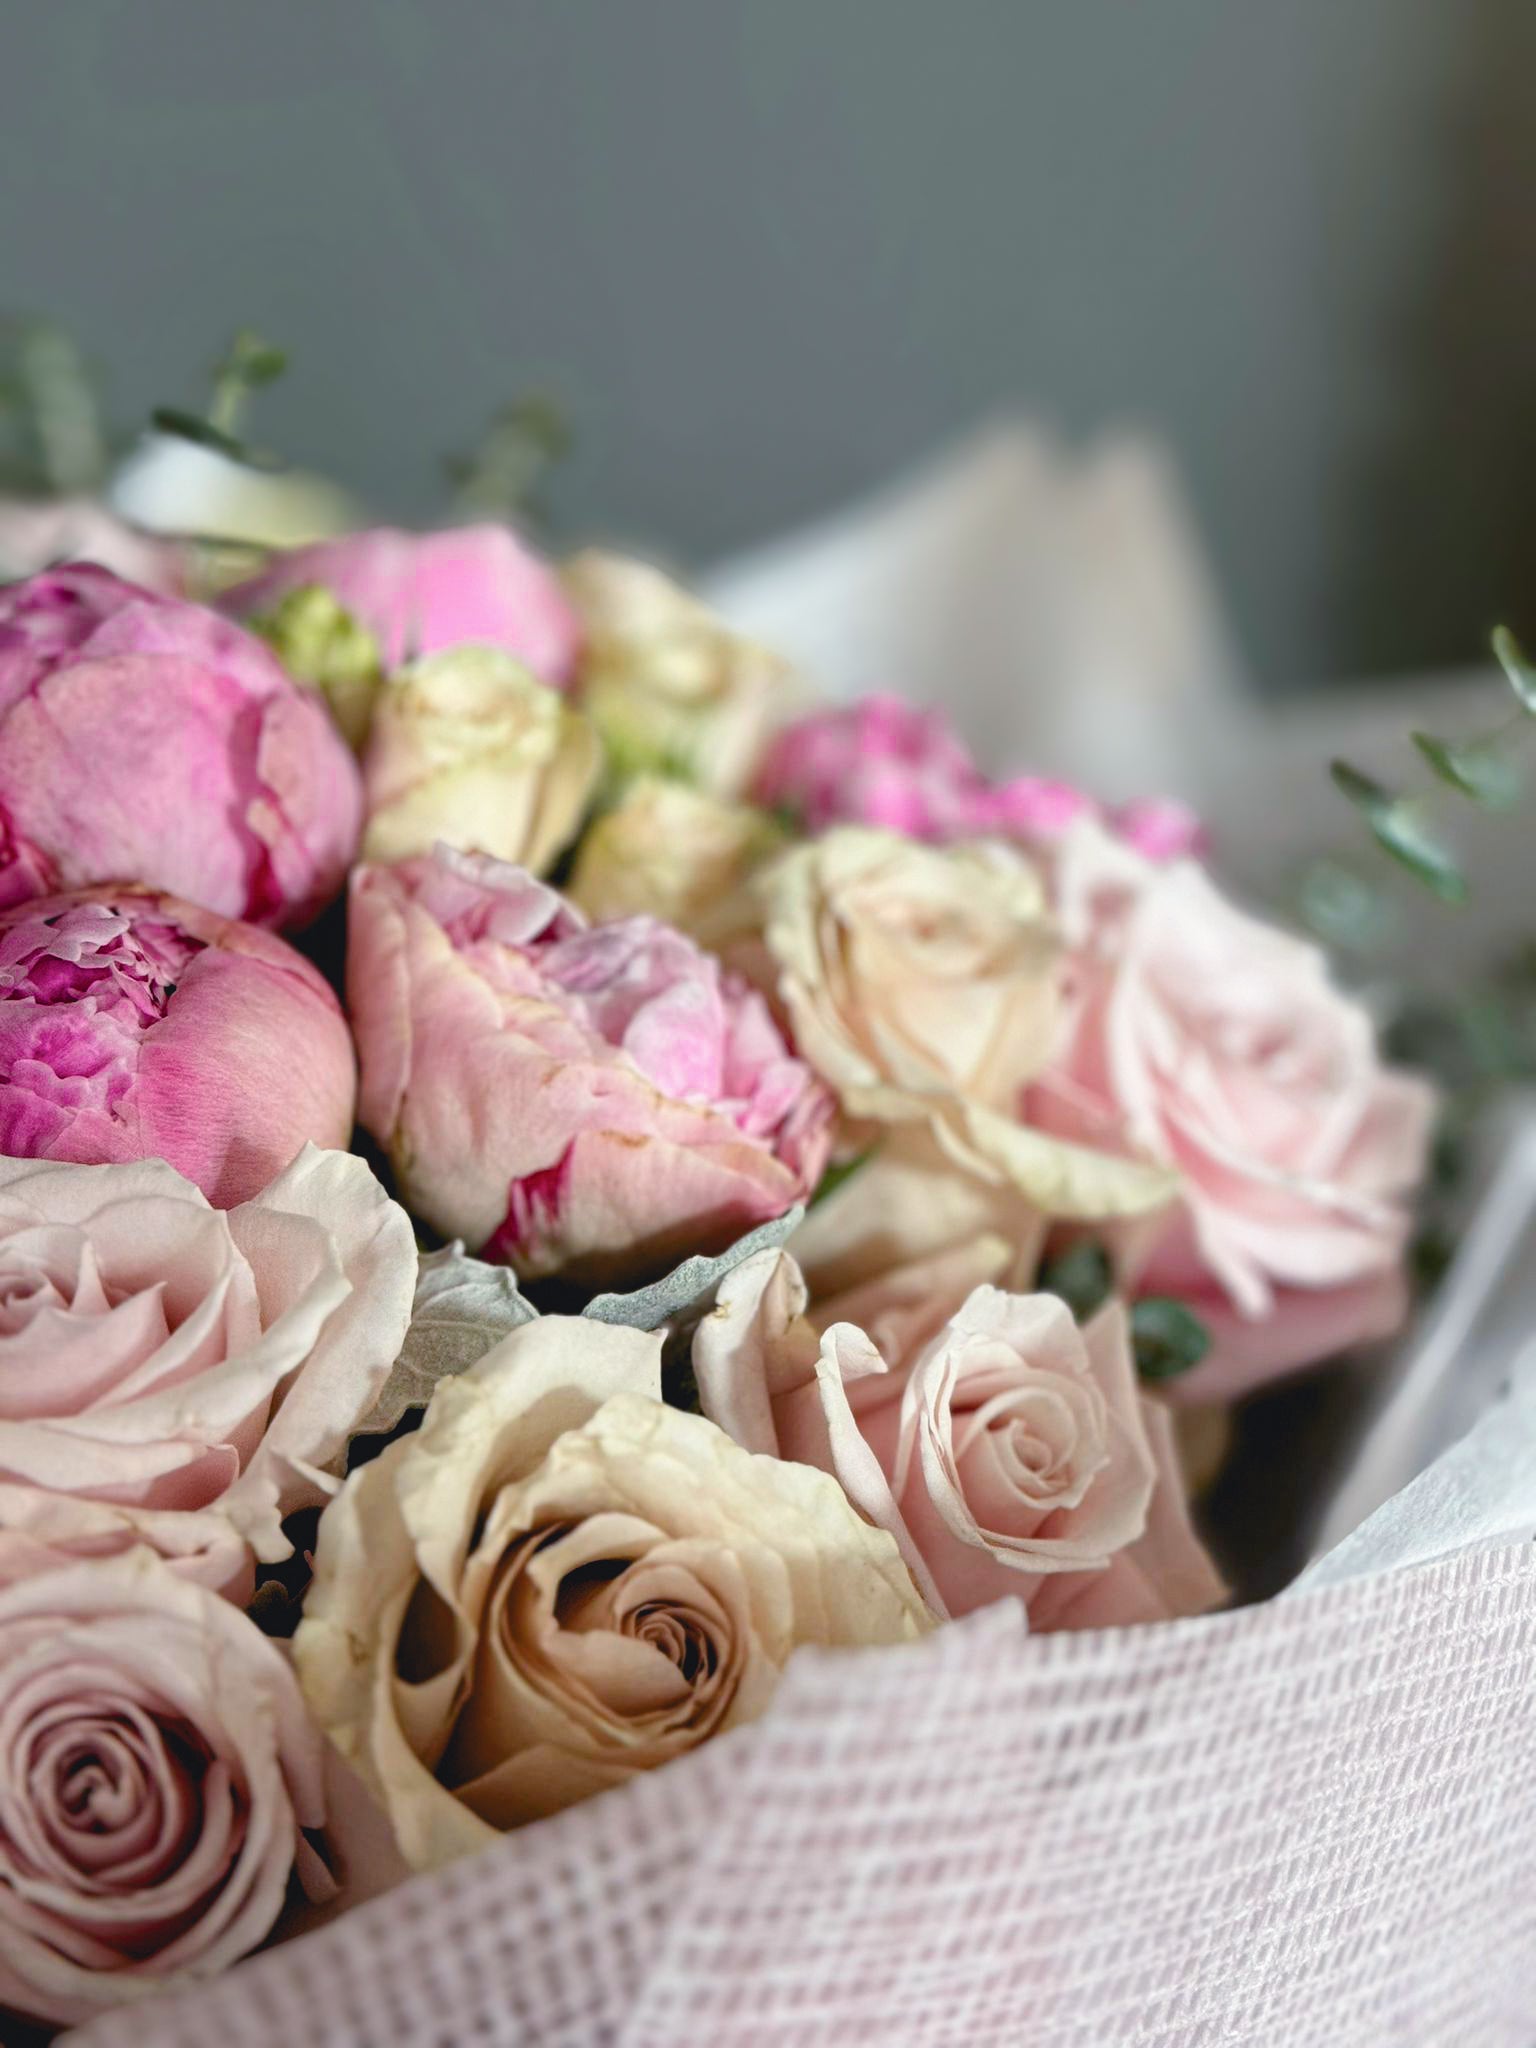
[0,1147,415,1601]
[567,775,784,940]
[361,645,599,870]
[1032,821,1436,1399]
[697,1254,1224,1631]
[0,1551,329,2029]
[294,1316,933,1868]
[759,827,1064,1120]
[564,549,805,797]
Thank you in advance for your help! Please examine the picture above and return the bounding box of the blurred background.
[2,0,1535,692]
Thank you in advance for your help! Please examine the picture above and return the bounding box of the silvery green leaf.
[352,1243,539,1439]
[582,1208,805,1331]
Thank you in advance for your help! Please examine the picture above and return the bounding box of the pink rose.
[1032,823,1435,1399]
[0,565,360,927]
[348,847,833,1282]
[0,1551,330,2030]
[696,1251,1223,1629]
[0,1146,414,1603]
[752,693,986,840]
[0,885,356,1206]
[227,523,581,684]
[0,499,184,594]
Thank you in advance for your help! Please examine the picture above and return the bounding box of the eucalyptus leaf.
[1411,730,1522,809]
[1493,625,1536,714]
[1131,1298,1211,1381]
[582,1208,805,1331]
[1330,760,1466,902]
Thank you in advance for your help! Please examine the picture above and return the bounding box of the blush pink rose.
[227,523,581,684]
[348,848,833,1283]
[0,885,356,1207]
[696,1252,1223,1630]
[0,1551,330,2030]
[1032,823,1435,1400]
[0,1146,414,1604]
[0,565,360,927]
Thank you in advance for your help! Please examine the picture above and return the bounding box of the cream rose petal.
[296,1324,931,1872]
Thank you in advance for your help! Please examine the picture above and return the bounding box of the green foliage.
[1130,1298,1211,1381]
[1329,760,1467,902]
[1038,1239,1113,1322]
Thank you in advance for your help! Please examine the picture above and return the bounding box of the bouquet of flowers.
[0,342,1531,2047]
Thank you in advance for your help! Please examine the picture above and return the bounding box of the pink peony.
[0,885,356,1207]
[227,523,581,683]
[0,1551,330,2029]
[0,1147,414,1604]
[0,564,360,926]
[1032,822,1435,1400]
[348,847,833,1282]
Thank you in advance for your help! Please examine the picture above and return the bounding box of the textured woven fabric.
[69,1539,1536,2048]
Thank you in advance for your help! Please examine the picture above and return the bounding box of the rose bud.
[0,564,360,926]
[563,549,806,796]
[348,847,833,1283]
[361,646,599,870]
[0,885,356,1206]
[0,1551,331,2029]
[226,522,581,685]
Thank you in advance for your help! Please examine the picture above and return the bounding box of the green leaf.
[1330,759,1466,902]
[1367,804,1467,902]
[810,1151,873,1208]
[208,328,288,437]
[1411,730,1522,809]
[1131,1298,1211,1381]
[1038,1239,1113,1322]
[1493,625,1536,714]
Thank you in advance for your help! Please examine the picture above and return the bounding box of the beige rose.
[567,775,784,939]
[759,827,1064,1121]
[361,646,599,870]
[294,1316,932,1869]
[564,549,806,797]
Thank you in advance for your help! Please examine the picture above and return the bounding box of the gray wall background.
[2,0,1535,689]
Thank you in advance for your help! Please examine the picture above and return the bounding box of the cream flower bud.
[361,646,600,871]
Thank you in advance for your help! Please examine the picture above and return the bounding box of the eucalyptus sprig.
[1330,624,1536,903]
[151,326,288,468]
[0,315,110,496]
[446,390,571,530]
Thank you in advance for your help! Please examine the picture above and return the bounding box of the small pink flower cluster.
[753,691,1207,859]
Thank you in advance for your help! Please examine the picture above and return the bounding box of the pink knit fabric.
[69,1539,1536,2048]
